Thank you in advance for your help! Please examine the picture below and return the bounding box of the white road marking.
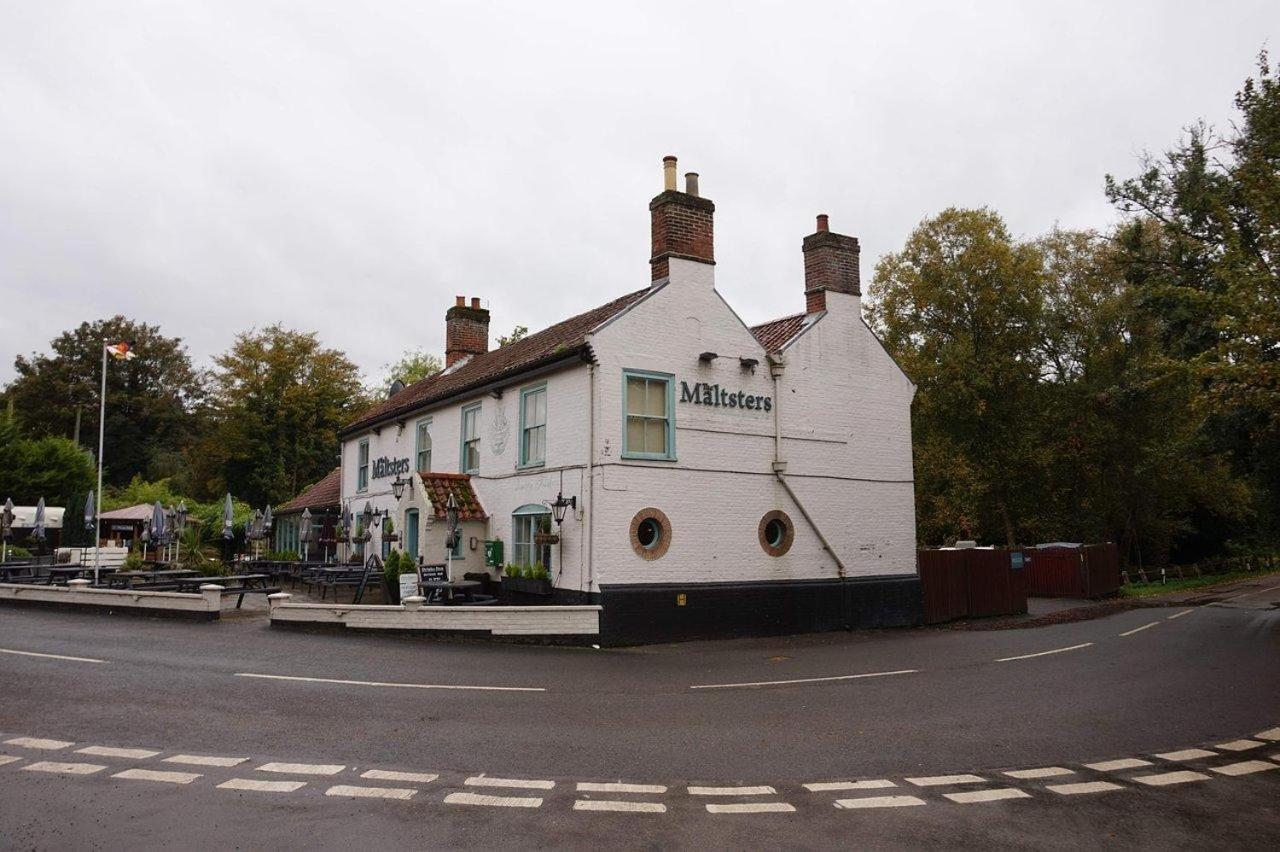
[576,781,667,794]
[689,785,776,796]
[574,799,667,813]
[996,642,1093,663]
[944,788,1031,804]
[1132,770,1211,786]
[1166,609,1194,620]
[1119,622,1160,637]
[1216,739,1265,751]
[164,754,248,767]
[445,792,542,808]
[835,795,926,809]
[362,769,439,784]
[1156,749,1217,761]
[0,648,107,664]
[77,746,161,760]
[5,737,73,751]
[1084,758,1151,772]
[112,768,201,785]
[1256,727,1280,741]
[1047,781,1124,795]
[235,672,544,693]
[465,775,554,790]
[804,779,896,792]
[256,762,345,776]
[326,784,416,800]
[905,774,985,787]
[0,755,21,767]
[690,669,917,690]
[218,778,307,793]
[1211,761,1277,777]
[1004,767,1073,779]
[22,761,105,775]
[1221,584,1280,600]
[706,802,796,814]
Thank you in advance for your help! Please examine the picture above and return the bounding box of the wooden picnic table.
[46,565,119,585]
[420,578,482,604]
[107,569,200,589]
[172,573,278,609]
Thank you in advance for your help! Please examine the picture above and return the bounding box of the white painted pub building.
[332,158,920,643]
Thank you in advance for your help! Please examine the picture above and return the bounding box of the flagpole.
[93,341,106,585]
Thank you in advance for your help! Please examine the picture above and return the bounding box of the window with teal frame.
[511,504,552,569]
[519,383,547,468]
[357,439,370,491]
[460,403,481,474]
[622,369,676,460]
[415,418,432,473]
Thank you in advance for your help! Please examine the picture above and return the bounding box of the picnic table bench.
[106,569,201,590]
[172,574,279,609]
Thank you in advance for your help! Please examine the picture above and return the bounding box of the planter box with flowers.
[501,563,553,597]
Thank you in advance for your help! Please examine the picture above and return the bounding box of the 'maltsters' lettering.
[371,456,412,479]
[679,381,772,412]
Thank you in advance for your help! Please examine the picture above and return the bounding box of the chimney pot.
[663,156,678,191]
[455,295,465,307]
[470,296,481,309]
[684,172,700,197]
[816,214,829,232]
[649,157,715,282]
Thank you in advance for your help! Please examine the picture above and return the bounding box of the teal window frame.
[460,403,481,474]
[415,418,432,473]
[357,439,369,492]
[518,382,547,469]
[621,369,677,461]
[405,508,419,559]
[511,504,552,569]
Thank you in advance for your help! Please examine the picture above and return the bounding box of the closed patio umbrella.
[151,501,166,561]
[299,507,312,562]
[2,498,13,563]
[83,490,96,534]
[221,493,234,564]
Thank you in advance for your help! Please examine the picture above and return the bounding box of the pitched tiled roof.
[419,472,487,521]
[750,312,810,352]
[97,504,156,522]
[342,288,652,436]
[277,468,341,514]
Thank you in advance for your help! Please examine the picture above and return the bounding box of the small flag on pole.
[105,341,137,360]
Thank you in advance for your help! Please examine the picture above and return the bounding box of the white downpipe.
[585,363,595,594]
[93,341,107,585]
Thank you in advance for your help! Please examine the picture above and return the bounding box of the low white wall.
[268,594,600,636]
[0,579,223,617]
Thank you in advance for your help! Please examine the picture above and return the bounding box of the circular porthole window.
[758,510,794,557]
[630,507,671,560]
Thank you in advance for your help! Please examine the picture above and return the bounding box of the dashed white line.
[164,754,249,767]
[1132,770,1211,786]
[690,669,918,690]
[112,768,201,785]
[804,779,896,792]
[326,784,416,800]
[5,737,73,751]
[1216,739,1265,751]
[996,643,1093,663]
[22,761,105,775]
[1084,758,1151,772]
[1004,767,1073,779]
[361,769,439,784]
[256,762,345,776]
[235,672,544,693]
[465,775,555,790]
[0,648,107,664]
[1256,727,1280,741]
[905,774,985,787]
[0,755,21,767]
[1156,749,1217,761]
[706,802,796,814]
[689,785,776,796]
[576,781,667,794]
[1211,761,1277,777]
[573,800,667,813]
[1119,622,1160,637]
[218,778,307,793]
[1047,781,1125,795]
[77,746,161,760]
[1166,609,1194,620]
[445,792,542,808]
[835,795,925,809]
[944,788,1031,804]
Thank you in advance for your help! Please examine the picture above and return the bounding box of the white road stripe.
[235,672,544,693]
[690,669,917,690]
[1084,758,1151,772]
[218,778,307,793]
[0,648,107,664]
[574,799,667,813]
[5,737,73,751]
[996,642,1093,663]
[576,781,667,794]
[1221,584,1280,600]
[77,746,161,760]
[1004,767,1073,779]
[164,754,248,767]
[22,761,105,775]
[256,762,345,776]
[326,784,416,800]
[1156,749,1217,761]
[1216,739,1265,751]
[0,755,21,767]
[905,774,985,787]
[804,779,896,792]
[1166,609,1194,620]
[362,769,439,784]
[1256,727,1280,741]
[689,785,776,796]
[1132,770,1210,786]
[112,768,201,785]
[444,792,542,808]
[835,795,925,809]
[1047,781,1124,795]
[1119,622,1160,637]
[465,775,554,790]
[706,802,796,814]
[944,788,1031,804]
[1211,760,1277,776]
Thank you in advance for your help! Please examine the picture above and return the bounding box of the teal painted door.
[405,509,419,560]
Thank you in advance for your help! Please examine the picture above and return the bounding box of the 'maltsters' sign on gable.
[680,381,772,412]
[372,457,411,479]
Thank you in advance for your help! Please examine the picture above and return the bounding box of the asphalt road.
[1,577,1278,849]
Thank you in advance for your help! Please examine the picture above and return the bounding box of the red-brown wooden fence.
[1025,544,1120,598]
[918,548,1029,624]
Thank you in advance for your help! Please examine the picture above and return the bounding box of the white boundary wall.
[0,579,223,617]
[268,593,599,636]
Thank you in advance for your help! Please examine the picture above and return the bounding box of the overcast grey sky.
[1,1,1275,386]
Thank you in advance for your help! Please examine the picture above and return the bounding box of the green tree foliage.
[189,325,364,507]
[496,325,529,347]
[380,348,441,396]
[0,410,95,508]
[2,317,201,487]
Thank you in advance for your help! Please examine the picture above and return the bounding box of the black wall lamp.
[391,474,413,500]
[550,492,577,526]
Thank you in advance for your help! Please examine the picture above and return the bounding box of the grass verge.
[1120,566,1280,598]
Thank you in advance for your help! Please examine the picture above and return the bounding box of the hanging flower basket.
[533,532,560,545]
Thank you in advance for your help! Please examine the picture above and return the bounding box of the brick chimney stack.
[445,295,490,367]
[802,214,861,313]
[649,155,715,282]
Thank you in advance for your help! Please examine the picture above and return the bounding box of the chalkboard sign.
[419,563,447,583]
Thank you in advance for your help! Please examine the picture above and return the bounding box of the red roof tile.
[750,312,809,352]
[419,472,487,521]
[342,288,651,436]
[277,467,341,514]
